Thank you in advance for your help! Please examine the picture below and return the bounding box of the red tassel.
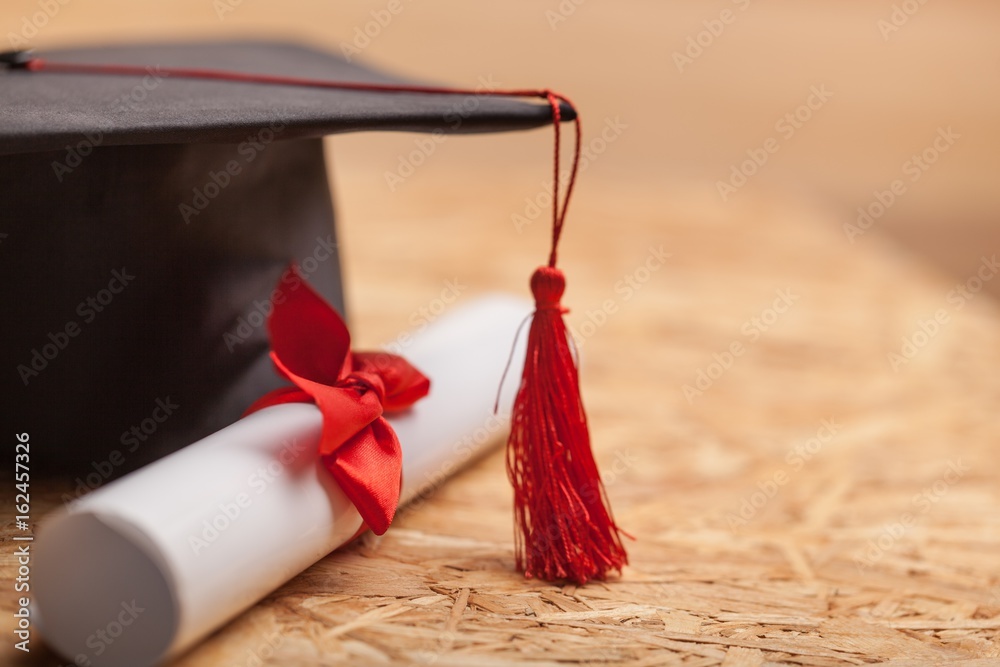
[506,266,628,584]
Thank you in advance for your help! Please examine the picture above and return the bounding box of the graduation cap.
[2,40,625,584]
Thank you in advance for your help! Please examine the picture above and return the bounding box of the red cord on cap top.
[23,55,627,584]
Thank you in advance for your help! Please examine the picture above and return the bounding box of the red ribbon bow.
[244,266,430,535]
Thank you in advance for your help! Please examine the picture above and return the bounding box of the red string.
[25,57,581,268]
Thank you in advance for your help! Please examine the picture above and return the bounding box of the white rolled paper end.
[33,295,531,667]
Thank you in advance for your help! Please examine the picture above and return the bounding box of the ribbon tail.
[322,417,402,535]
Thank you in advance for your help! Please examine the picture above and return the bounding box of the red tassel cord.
[20,57,628,583]
[505,94,628,584]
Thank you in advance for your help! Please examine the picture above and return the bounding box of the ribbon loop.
[245,265,430,535]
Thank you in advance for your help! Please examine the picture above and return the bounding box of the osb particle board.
[2,181,998,666]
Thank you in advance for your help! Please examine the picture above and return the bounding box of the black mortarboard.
[1,40,571,473]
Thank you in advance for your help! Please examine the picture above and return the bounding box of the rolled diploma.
[33,294,531,667]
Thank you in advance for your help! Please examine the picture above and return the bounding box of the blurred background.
[5,0,998,296]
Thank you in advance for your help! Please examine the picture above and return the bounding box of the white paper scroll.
[33,294,531,667]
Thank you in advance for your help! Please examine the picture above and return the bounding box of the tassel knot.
[530,266,566,309]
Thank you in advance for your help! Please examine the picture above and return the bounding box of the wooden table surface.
[2,1,999,665]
